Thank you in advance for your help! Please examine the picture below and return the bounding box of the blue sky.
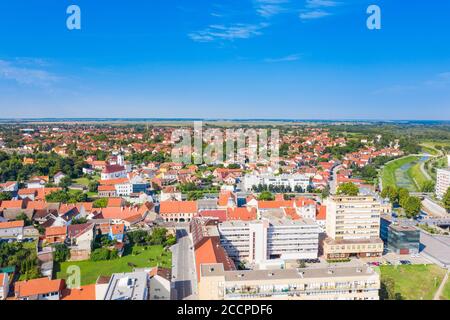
[0,0,449,119]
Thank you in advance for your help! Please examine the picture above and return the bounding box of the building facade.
[436,167,450,199]
[218,218,320,264]
[243,174,310,192]
[198,263,380,300]
[323,195,383,260]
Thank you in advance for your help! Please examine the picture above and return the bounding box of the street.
[170,228,198,300]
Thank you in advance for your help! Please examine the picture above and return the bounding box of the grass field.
[74,175,100,187]
[407,161,431,191]
[55,245,172,285]
[379,264,447,300]
[381,156,420,190]
[442,277,450,300]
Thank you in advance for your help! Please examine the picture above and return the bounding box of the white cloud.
[305,0,340,8]
[299,10,332,20]
[264,54,302,62]
[255,0,289,18]
[188,23,269,42]
[0,59,60,87]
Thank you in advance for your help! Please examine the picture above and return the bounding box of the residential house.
[67,223,96,261]
[148,267,172,300]
[53,172,66,185]
[0,220,25,241]
[101,164,127,181]
[159,201,198,222]
[45,226,67,244]
[14,278,65,300]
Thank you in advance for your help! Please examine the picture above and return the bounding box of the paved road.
[330,164,342,195]
[170,228,198,300]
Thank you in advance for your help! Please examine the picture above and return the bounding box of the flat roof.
[103,272,148,300]
[200,263,377,282]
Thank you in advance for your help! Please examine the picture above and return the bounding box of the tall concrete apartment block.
[218,218,320,265]
[323,195,384,260]
[435,167,450,200]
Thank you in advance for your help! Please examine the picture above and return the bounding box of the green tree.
[337,182,359,196]
[420,180,435,193]
[93,198,108,208]
[58,176,73,189]
[71,217,88,225]
[381,185,398,204]
[88,180,99,193]
[90,248,112,261]
[403,196,422,218]
[398,188,410,207]
[443,187,450,211]
[0,192,13,201]
[53,244,70,263]
[258,191,275,201]
[15,212,32,226]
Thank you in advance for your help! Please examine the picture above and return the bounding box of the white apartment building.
[436,167,450,199]
[243,173,310,192]
[323,195,383,260]
[199,263,380,300]
[115,181,133,196]
[218,218,320,264]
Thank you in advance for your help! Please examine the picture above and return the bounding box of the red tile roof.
[159,201,197,215]
[0,220,25,229]
[45,226,67,237]
[61,284,96,300]
[316,205,327,221]
[15,278,65,297]
[227,207,257,221]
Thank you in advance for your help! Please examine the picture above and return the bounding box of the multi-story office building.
[218,218,320,264]
[198,263,380,300]
[243,173,311,192]
[380,215,420,255]
[323,195,383,260]
[436,167,450,199]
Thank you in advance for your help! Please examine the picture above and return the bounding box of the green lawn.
[55,245,172,285]
[381,156,419,190]
[442,276,450,300]
[407,162,431,191]
[74,176,99,187]
[380,264,447,300]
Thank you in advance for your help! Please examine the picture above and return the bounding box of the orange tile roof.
[98,185,116,192]
[258,200,294,209]
[316,205,327,220]
[107,198,123,207]
[284,207,300,220]
[15,278,65,297]
[99,178,129,185]
[61,284,96,300]
[26,201,48,210]
[0,200,25,210]
[100,206,147,220]
[227,207,257,221]
[0,220,25,229]
[111,224,125,235]
[295,197,316,207]
[159,201,198,215]
[218,191,233,207]
[45,226,67,237]
[195,237,235,280]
